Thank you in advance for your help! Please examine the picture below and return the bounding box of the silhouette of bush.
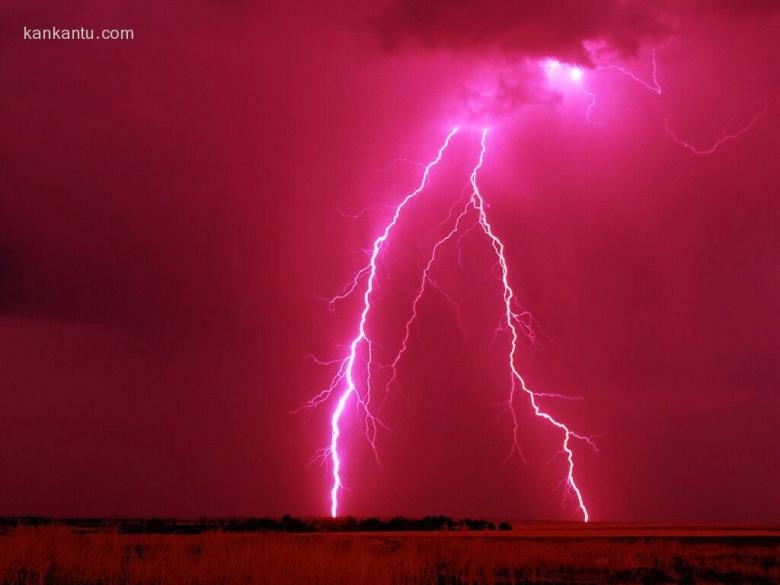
[1,516,509,534]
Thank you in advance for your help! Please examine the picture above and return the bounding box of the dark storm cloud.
[374,0,670,63]
[374,0,780,63]
[708,0,780,17]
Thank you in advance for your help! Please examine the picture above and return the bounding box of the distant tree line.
[0,516,513,534]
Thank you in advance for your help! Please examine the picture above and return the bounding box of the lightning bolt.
[307,42,765,522]
[469,129,592,522]
[327,127,459,518]
[313,127,594,522]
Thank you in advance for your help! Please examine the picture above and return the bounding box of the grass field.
[0,523,777,584]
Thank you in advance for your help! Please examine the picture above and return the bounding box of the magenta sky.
[1,1,778,522]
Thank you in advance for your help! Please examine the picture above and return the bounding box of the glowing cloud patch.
[543,59,585,87]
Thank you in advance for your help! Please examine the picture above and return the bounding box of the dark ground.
[0,519,777,584]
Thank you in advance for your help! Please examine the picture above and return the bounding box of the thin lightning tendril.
[599,48,662,95]
[664,101,769,156]
[384,197,474,396]
[591,49,767,154]
[584,89,600,126]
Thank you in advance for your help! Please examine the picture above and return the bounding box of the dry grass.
[0,526,778,584]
